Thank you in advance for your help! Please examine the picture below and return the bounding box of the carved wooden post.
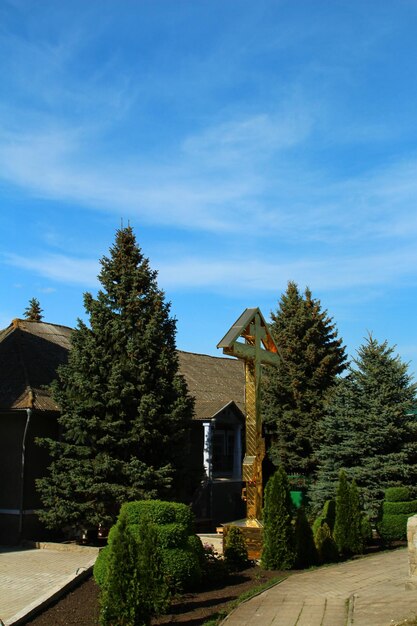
[217,308,280,523]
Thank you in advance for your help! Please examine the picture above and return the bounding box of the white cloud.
[4,253,99,287]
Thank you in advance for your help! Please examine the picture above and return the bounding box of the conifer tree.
[333,470,351,556]
[263,282,347,478]
[312,334,417,519]
[24,297,43,322]
[261,466,295,570]
[100,512,168,626]
[37,227,194,531]
[294,507,318,569]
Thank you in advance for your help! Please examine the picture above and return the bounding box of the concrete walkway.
[0,543,99,626]
[223,548,417,626]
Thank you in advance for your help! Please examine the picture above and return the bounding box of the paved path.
[0,543,99,626]
[224,548,417,626]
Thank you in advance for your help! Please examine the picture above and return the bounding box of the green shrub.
[261,467,295,570]
[161,547,202,592]
[120,500,193,533]
[224,526,250,572]
[312,499,336,537]
[314,522,339,564]
[322,499,336,533]
[93,546,110,587]
[96,500,202,595]
[333,470,351,556]
[360,514,373,544]
[384,487,411,502]
[294,507,318,569]
[99,514,168,626]
[383,500,417,515]
[378,513,411,542]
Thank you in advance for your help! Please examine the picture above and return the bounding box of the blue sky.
[1,0,417,377]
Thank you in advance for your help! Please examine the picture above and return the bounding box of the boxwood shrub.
[384,487,411,503]
[383,500,417,516]
[120,500,194,533]
[94,500,202,594]
[378,513,411,542]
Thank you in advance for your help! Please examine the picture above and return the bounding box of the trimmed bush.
[224,526,250,572]
[384,487,411,503]
[294,507,318,569]
[120,500,193,533]
[312,499,336,536]
[333,470,351,555]
[96,500,202,595]
[161,547,202,591]
[378,513,411,542]
[347,480,364,555]
[360,514,373,544]
[314,522,338,564]
[383,500,417,515]
[261,467,295,570]
[93,546,110,587]
[378,487,417,543]
[99,514,168,626]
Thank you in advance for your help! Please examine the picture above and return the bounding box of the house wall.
[0,410,59,544]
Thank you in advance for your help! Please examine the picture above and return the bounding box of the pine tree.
[24,297,43,322]
[37,227,195,531]
[312,334,417,519]
[263,282,347,478]
[261,466,295,570]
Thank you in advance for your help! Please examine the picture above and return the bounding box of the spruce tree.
[312,334,417,519]
[37,227,194,531]
[24,297,43,321]
[261,466,295,570]
[263,282,347,479]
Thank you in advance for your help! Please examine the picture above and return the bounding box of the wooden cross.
[217,308,281,521]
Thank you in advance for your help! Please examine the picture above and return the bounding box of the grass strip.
[202,575,287,626]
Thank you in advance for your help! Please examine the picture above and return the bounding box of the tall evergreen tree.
[24,297,43,322]
[263,281,347,478]
[37,227,194,531]
[312,334,417,519]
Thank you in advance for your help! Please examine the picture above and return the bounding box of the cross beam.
[217,308,281,520]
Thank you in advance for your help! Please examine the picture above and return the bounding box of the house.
[0,319,245,544]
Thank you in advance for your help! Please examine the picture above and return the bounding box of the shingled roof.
[0,319,72,411]
[178,351,244,420]
[0,320,245,420]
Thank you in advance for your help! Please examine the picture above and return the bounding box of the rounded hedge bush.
[120,500,194,533]
[93,546,110,587]
[378,513,411,542]
[161,547,202,591]
[384,487,411,502]
[383,500,417,516]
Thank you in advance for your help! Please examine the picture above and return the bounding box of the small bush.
[294,507,318,569]
[383,500,417,516]
[314,522,338,564]
[99,514,168,626]
[360,514,373,544]
[384,487,411,503]
[93,546,110,587]
[378,513,411,542]
[224,527,250,572]
[261,467,295,570]
[322,499,336,533]
[161,547,202,592]
[121,500,193,533]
